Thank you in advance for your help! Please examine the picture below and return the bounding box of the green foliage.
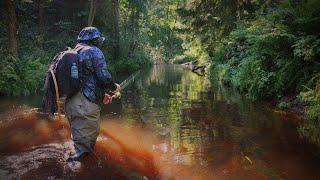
[109,50,152,74]
[20,58,47,95]
[212,45,226,64]
[204,1,320,146]
[0,51,47,96]
[144,0,185,62]
[277,101,291,109]
[298,81,320,147]
[293,35,320,62]
[172,55,195,64]
[0,58,20,96]
[210,5,320,100]
[177,0,274,56]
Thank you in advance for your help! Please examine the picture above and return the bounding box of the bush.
[109,50,153,75]
[172,55,195,64]
[20,58,47,95]
[211,6,320,100]
[299,81,320,147]
[0,57,20,96]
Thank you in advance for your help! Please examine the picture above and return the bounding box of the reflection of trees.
[118,65,299,170]
[121,68,152,124]
[121,65,185,126]
[207,80,303,164]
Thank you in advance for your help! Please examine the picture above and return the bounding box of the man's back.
[75,43,115,104]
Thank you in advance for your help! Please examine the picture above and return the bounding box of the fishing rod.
[119,70,141,89]
[103,70,141,104]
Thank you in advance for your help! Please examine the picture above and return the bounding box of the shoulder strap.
[74,45,85,53]
[49,69,61,113]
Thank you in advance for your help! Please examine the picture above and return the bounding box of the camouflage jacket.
[75,43,116,104]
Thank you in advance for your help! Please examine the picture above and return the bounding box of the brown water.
[0,65,319,179]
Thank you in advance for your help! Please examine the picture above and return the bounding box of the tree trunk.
[111,0,120,61]
[38,0,45,46]
[167,30,173,59]
[5,0,18,58]
[88,0,97,26]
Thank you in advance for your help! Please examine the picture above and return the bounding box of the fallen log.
[181,61,206,76]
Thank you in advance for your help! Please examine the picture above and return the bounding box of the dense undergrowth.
[208,1,320,147]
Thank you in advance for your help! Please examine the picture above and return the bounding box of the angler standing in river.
[64,27,121,161]
[41,26,122,162]
[42,27,121,161]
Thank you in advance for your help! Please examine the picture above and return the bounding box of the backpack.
[41,47,83,114]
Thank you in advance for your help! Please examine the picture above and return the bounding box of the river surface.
[0,65,319,179]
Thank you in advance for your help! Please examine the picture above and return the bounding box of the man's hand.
[103,83,121,105]
[113,83,121,93]
[103,93,112,105]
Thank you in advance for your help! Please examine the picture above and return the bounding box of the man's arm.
[91,47,117,91]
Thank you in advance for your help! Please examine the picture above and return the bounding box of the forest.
[1,0,320,154]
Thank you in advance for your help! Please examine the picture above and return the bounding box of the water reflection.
[108,65,320,179]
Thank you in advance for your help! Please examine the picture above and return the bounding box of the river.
[0,65,319,179]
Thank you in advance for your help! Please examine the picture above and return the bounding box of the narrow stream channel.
[0,65,319,179]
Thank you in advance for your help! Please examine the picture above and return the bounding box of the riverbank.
[205,1,320,148]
